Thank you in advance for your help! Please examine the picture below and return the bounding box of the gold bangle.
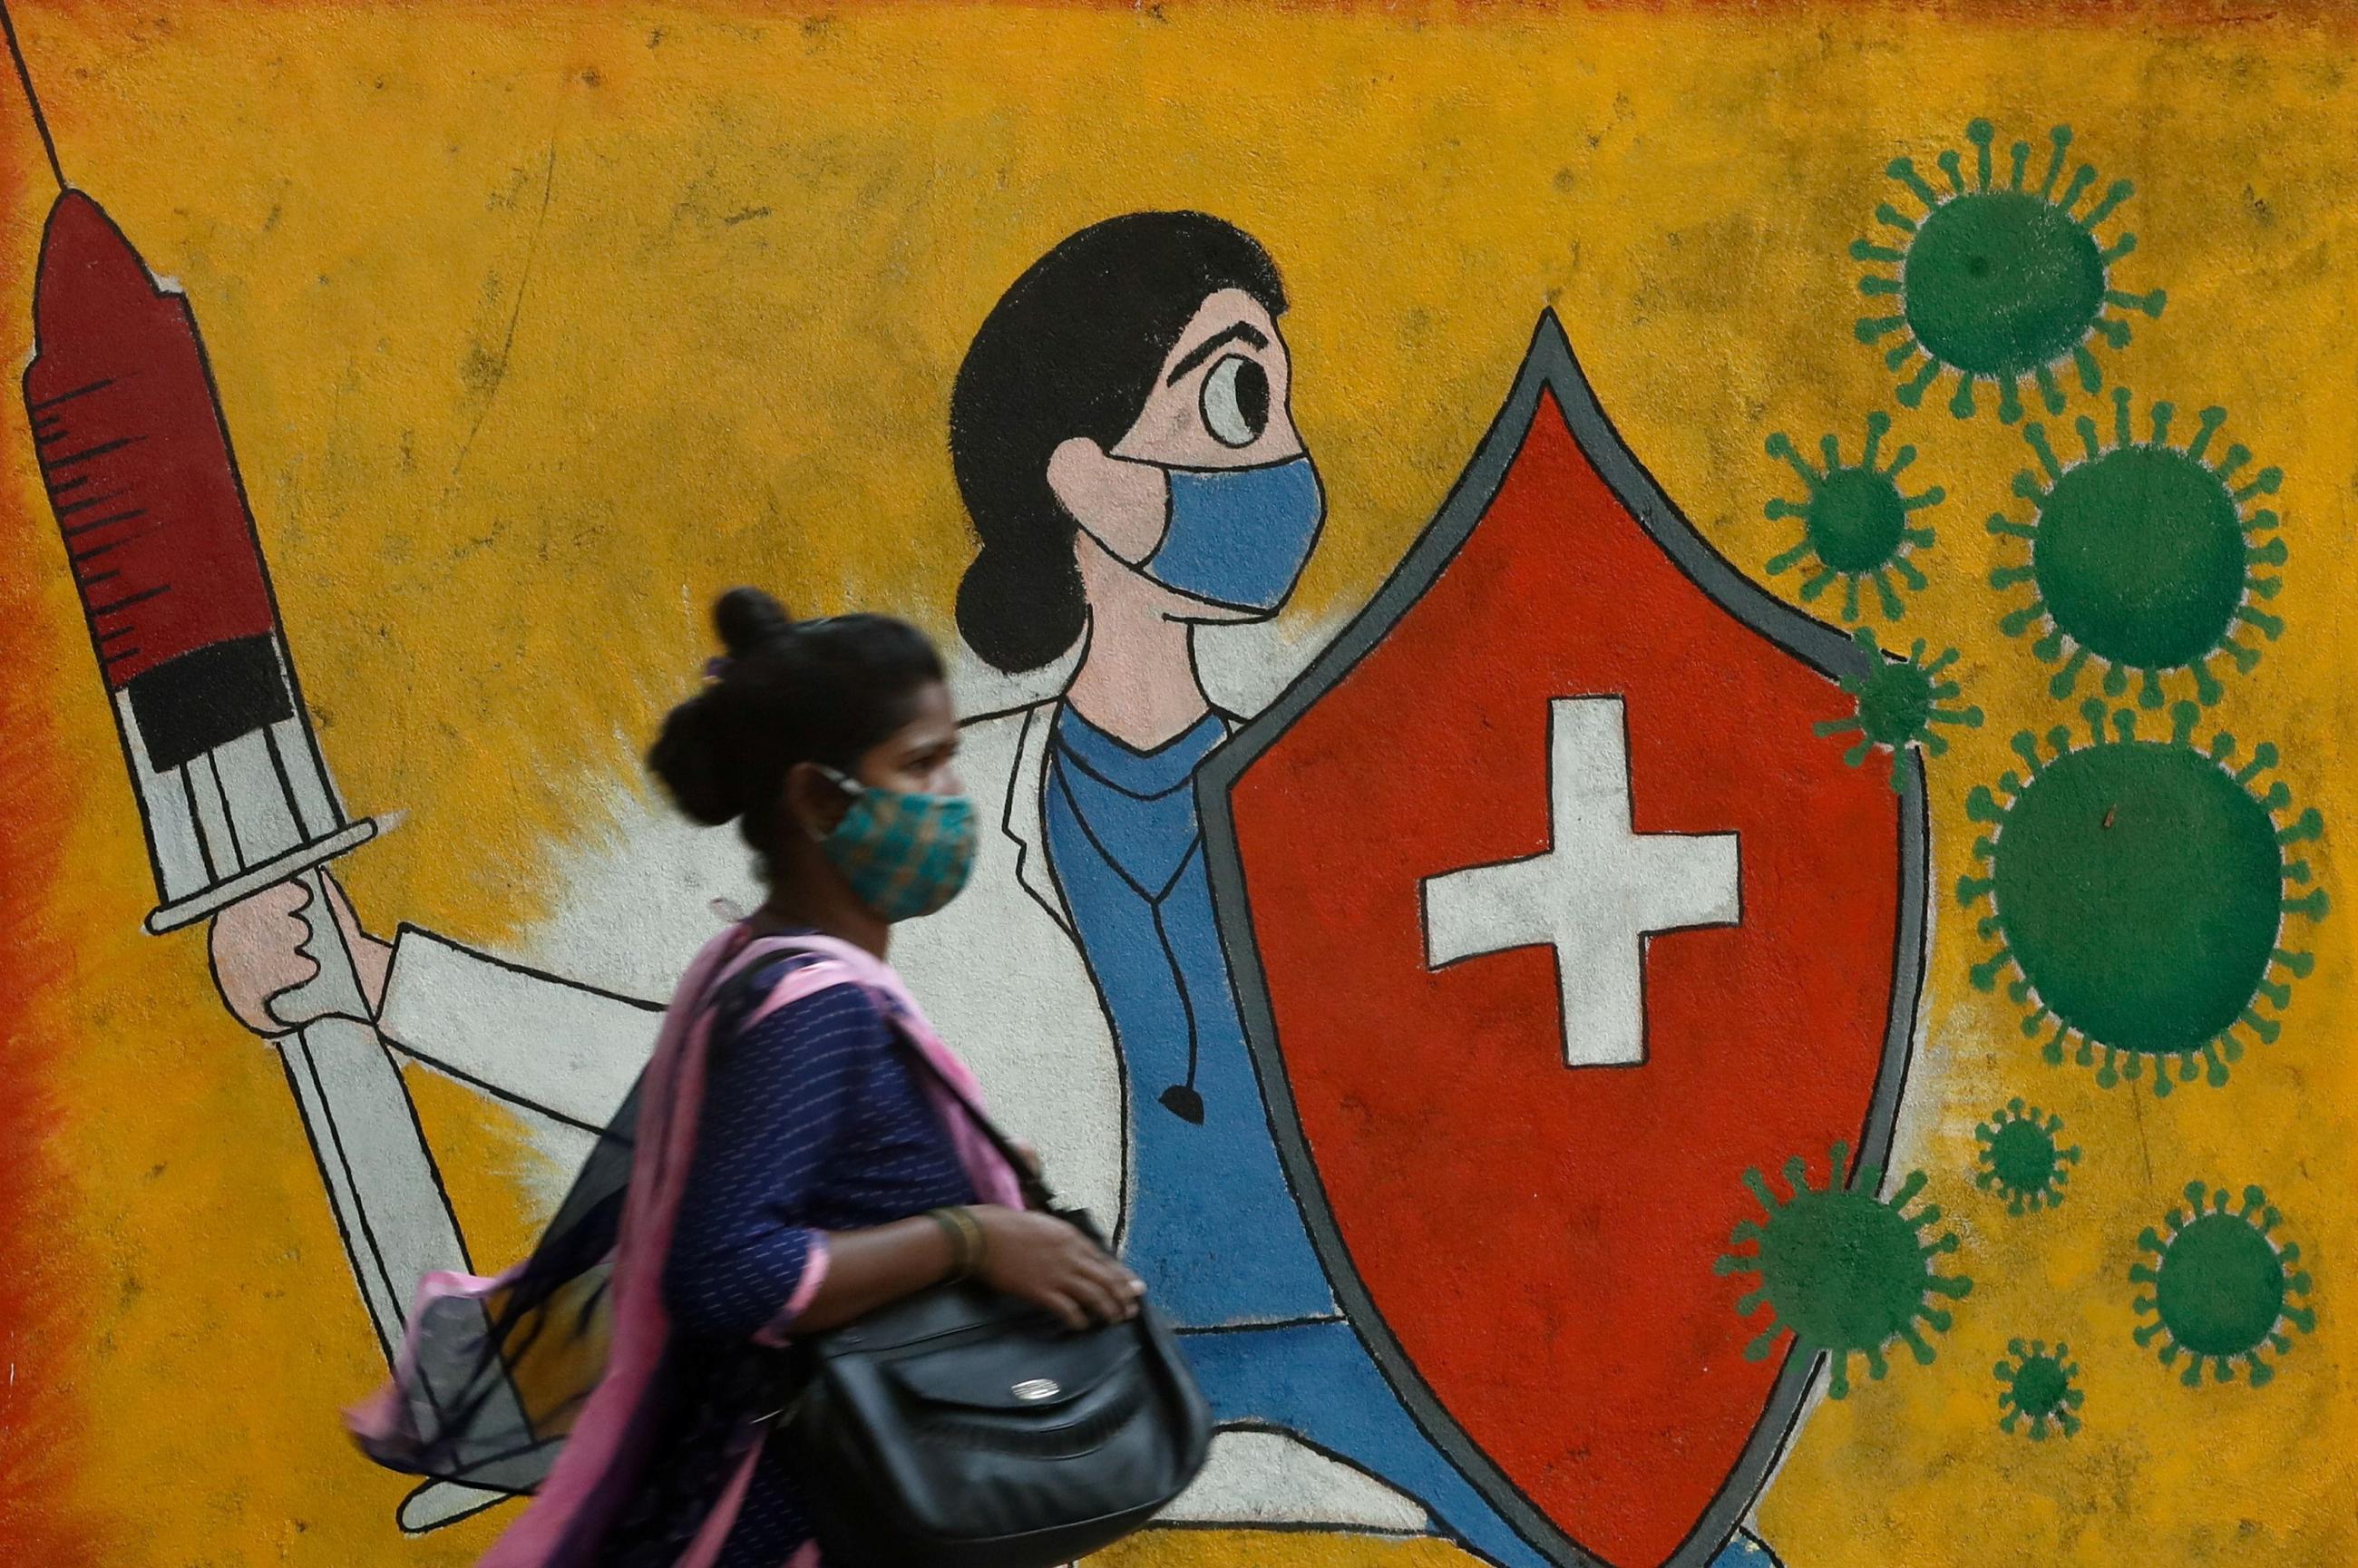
[928,1206,983,1280]
[947,1205,986,1277]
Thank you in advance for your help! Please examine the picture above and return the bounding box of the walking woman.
[351,587,1144,1566]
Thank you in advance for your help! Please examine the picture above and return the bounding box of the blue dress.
[605,951,977,1567]
[1042,706,1775,1568]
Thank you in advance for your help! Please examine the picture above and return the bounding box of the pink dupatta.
[346,925,1024,1568]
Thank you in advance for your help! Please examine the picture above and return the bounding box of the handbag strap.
[876,1026,1060,1216]
[706,939,1060,1214]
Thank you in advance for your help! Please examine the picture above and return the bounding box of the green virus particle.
[1973,1098,2080,1214]
[2132,1183,2315,1387]
[1993,1338,2084,1438]
[1762,412,1944,622]
[1817,628,1983,792]
[1990,388,2285,708]
[1855,121,2165,422]
[1716,1141,1972,1398]
[1959,700,2326,1094]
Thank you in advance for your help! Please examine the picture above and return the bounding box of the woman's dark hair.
[950,211,1287,673]
[648,587,944,876]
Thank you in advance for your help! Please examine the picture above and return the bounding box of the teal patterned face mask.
[814,767,979,921]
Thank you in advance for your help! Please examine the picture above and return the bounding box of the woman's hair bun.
[646,694,745,827]
[713,585,795,657]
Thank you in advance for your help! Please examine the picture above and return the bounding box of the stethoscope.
[1045,748,1210,1125]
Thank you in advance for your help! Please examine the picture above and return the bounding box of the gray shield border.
[1196,310,1931,1568]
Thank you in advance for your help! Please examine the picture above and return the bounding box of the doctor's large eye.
[1199,354,1270,449]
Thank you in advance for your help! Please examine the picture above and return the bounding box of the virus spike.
[2075,414,2100,462]
[1951,375,1977,419]
[2236,468,2283,502]
[2187,406,2227,462]
[2058,162,2099,215]
[1897,357,1941,407]
[2048,646,2090,698]
[1888,156,1942,209]
[1851,239,1907,264]
[1868,571,1902,620]
[1965,119,1995,186]
[2030,365,2063,416]
[2150,401,2174,444]
[2112,384,2133,445]
[1936,148,1965,196]
[2074,342,2104,391]
[2100,231,2139,263]
[1858,275,1904,297]
[1875,202,1920,235]
[2024,424,2065,481]
[2080,178,2133,229]
[1856,314,1908,344]
[2008,138,2031,190]
[2040,126,2072,199]
[1861,408,1891,463]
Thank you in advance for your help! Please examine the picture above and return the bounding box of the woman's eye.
[1199,354,1270,449]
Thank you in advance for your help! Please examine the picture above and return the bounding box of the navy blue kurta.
[596,950,976,1567]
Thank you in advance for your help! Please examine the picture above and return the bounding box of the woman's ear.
[783,761,856,843]
[1047,436,1168,564]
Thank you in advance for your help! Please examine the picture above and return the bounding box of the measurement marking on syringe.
[63,507,144,537]
[54,486,131,516]
[28,375,113,412]
[89,581,169,616]
[45,433,143,469]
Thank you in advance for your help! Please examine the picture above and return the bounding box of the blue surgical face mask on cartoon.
[1135,454,1325,613]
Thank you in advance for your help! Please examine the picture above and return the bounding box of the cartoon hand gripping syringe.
[18,178,514,1534]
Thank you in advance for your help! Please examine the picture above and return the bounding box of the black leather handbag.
[777,1026,1213,1568]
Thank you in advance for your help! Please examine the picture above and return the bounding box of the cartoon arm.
[373,923,663,1130]
[215,874,663,1132]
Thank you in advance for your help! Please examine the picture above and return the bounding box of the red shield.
[1200,314,1927,1568]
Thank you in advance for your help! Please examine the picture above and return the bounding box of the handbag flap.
[884,1325,1143,1413]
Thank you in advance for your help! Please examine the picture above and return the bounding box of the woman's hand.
[972,1207,1144,1329]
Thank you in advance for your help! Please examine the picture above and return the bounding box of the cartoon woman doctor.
[209,211,1771,1567]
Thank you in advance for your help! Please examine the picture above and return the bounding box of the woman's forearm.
[785,1215,967,1333]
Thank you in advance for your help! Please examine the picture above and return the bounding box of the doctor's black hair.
[648,587,943,876]
[950,211,1288,674]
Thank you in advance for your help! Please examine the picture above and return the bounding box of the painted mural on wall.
[0,6,2350,1568]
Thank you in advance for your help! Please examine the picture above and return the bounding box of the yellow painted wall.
[1,3,2352,1563]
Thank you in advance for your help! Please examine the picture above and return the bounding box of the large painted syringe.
[22,188,502,1534]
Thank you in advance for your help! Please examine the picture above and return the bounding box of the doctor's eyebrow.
[1164,322,1269,386]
